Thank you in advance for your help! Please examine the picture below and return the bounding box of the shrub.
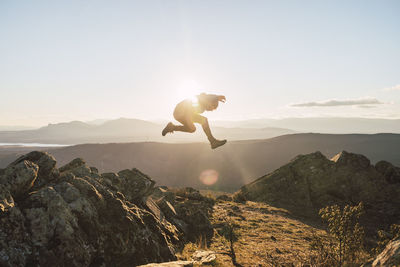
[316,202,365,266]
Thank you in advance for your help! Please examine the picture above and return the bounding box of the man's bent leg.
[193,114,227,149]
[193,114,216,142]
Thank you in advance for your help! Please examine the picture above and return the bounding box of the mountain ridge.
[1,133,400,191]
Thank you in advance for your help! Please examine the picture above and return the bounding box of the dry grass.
[208,201,329,266]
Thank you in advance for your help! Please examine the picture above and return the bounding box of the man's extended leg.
[193,114,226,149]
[162,120,196,136]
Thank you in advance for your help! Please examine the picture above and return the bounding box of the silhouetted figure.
[162,93,227,149]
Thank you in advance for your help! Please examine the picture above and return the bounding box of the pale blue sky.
[1,0,399,126]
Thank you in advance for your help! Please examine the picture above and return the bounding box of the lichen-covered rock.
[0,152,213,267]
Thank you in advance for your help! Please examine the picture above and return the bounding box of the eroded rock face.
[0,151,213,267]
[238,151,400,229]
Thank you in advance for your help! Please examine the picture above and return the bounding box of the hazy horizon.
[1,115,400,129]
[1,1,400,127]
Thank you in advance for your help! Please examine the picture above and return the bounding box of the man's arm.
[205,94,226,103]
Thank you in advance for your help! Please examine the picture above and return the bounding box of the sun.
[175,79,203,103]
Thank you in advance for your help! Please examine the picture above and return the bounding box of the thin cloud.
[383,84,400,91]
[291,98,384,107]
[357,105,378,109]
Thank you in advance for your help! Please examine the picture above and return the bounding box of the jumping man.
[162,93,227,149]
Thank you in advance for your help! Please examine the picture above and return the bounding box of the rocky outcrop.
[237,151,400,230]
[0,151,213,267]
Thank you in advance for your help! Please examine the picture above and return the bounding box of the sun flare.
[175,79,203,103]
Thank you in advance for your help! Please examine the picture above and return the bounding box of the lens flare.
[199,169,219,185]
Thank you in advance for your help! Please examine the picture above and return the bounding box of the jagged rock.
[0,160,38,198]
[151,187,214,243]
[0,184,14,212]
[117,168,155,202]
[59,158,93,178]
[239,151,400,230]
[331,150,371,170]
[191,250,216,264]
[10,152,59,191]
[363,239,400,266]
[153,186,175,202]
[0,152,213,267]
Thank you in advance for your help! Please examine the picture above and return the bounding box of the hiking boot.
[210,139,227,149]
[162,122,175,136]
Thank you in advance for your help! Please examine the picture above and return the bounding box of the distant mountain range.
[1,117,399,146]
[213,117,400,133]
[0,118,294,144]
[1,133,399,191]
[0,125,36,131]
